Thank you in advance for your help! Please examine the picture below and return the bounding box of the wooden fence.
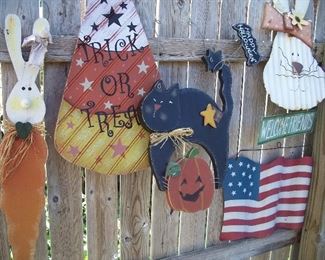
[0,0,324,259]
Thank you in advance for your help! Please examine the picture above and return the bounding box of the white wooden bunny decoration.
[0,14,50,260]
[5,14,50,125]
[263,0,325,110]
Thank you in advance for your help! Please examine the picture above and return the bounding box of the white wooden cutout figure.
[0,14,50,260]
[263,0,325,110]
[5,15,49,124]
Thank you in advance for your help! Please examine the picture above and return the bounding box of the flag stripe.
[223,210,306,225]
[220,223,303,240]
[260,185,310,199]
[222,216,305,233]
[224,190,309,207]
[260,177,311,192]
[260,172,311,185]
[260,165,312,179]
[224,197,308,213]
[224,204,306,220]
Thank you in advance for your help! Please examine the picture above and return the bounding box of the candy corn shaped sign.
[55,0,159,174]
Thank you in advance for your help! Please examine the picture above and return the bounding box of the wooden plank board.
[206,0,248,247]
[120,171,152,259]
[298,104,325,260]
[162,230,297,260]
[243,1,272,259]
[0,37,273,63]
[251,252,270,260]
[83,0,118,258]
[150,0,191,258]
[44,0,84,259]
[239,0,269,161]
[0,34,324,63]
[35,213,48,260]
[178,0,219,253]
[270,245,291,260]
[299,0,325,259]
[86,172,118,260]
[0,1,43,259]
[119,1,156,259]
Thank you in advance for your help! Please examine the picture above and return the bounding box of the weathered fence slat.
[86,172,118,259]
[83,1,119,259]
[120,172,152,259]
[244,1,272,259]
[150,0,191,258]
[178,0,219,253]
[206,0,248,248]
[119,1,156,259]
[270,245,291,260]
[299,0,325,258]
[44,0,84,259]
[239,0,268,162]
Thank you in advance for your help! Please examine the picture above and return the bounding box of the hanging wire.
[236,141,311,158]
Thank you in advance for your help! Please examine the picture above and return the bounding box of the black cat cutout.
[202,49,223,73]
[141,65,233,191]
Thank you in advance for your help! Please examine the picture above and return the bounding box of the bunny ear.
[294,0,310,18]
[273,0,290,13]
[5,15,25,80]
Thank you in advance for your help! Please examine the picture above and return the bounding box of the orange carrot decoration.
[0,15,50,260]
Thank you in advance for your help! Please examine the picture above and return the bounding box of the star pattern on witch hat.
[112,139,128,158]
[91,22,99,31]
[127,22,137,32]
[200,103,217,128]
[137,87,146,96]
[67,121,74,129]
[104,100,113,110]
[137,61,149,74]
[80,78,94,92]
[103,7,123,27]
[120,2,128,9]
[69,145,80,157]
[76,58,84,67]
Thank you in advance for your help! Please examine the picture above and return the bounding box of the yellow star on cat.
[200,104,216,128]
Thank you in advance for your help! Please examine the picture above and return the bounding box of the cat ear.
[170,83,179,98]
[153,80,166,92]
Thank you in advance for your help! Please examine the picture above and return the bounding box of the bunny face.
[6,80,45,124]
[263,32,325,110]
[5,15,50,124]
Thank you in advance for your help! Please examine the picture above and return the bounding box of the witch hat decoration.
[54,0,160,175]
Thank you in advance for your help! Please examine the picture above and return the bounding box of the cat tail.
[213,65,233,188]
[218,64,233,119]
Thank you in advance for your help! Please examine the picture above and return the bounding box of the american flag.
[220,156,313,240]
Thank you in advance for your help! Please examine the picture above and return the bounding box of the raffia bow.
[0,120,46,185]
[261,3,312,47]
[150,127,194,149]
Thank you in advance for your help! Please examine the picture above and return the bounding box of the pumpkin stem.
[185,147,199,158]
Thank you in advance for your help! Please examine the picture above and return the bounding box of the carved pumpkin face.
[166,157,214,213]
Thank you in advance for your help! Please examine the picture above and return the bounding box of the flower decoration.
[288,10,309,30]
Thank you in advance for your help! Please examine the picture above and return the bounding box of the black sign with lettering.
[232,23,261,66]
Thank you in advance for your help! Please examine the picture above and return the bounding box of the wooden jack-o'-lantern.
[166,148,214,213]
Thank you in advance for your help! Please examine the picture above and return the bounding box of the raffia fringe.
[0,120,45,185]
[150,127,194,150]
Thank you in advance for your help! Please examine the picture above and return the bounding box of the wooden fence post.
[299,0,325,258]
[44,0,84,259]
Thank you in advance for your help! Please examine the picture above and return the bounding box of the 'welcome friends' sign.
[258,111,316,144]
